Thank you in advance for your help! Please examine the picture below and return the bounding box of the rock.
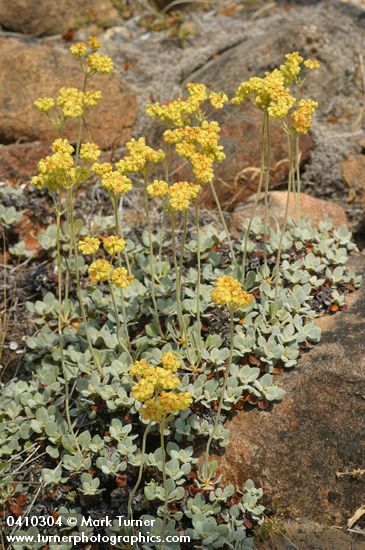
[256,519,365,550]
[0,0,120,36]
[0,142,50,181]
[218,253,365,525]
[0,38,137,149]
[341,153,365,206]
[230,191,348,236]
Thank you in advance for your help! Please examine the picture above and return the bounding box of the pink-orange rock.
[217,254,365,525]
[0,38,137,149]
[0,142,49,181]
[0,0,120,36]
[230,191,348,236]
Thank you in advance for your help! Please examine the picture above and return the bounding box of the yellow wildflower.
[87,52,114,74]
[80,142,101,162]
[34,97,55,113]
[88,36,102,50]
[168,181,201,211]
[83,90,103,107]
[78,236,100,255]
[211,275,254,309]
[92,162,113,176]
[103,235,126,255]
[88,259,112,282]
[56,87,85,119]
[291,98,318,134]
[280,51,303,85]
[132,378,155,403]
[161,352,180,372]
[69,42,87,57]
[232,69,295,119]
[140,391,193,422]
[209,91,228,109]
[102,171,133,196]
[147,179,169,197]
[130,359,151,378]
[112,267,134,288]
[116,138,165,174]
[51,138,74,155]
[304,58,320,70]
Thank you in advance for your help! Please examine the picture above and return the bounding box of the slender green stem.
[171,212,186,341]
[120,288,130,346]
[273,132,294,310]
[113,195,131,271]
[209,180,237,271]
[67,189,102,375]
[241,114,267,283]
[55,205,81,453]
[178,210,188,304]
[127,421,152,522]
[295,135,301,220]
[143,178,164,338]
[160,420,168,549]
[108,282,132,360]
[204,306,234,473]
[195,203,203,355]
[158,203,167,277]
[263,111,271,267]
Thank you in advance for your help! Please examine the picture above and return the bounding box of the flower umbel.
[88,259,112,282]
[211,276,255,309]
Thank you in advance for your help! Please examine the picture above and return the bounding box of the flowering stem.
[178,210,188,308]
[171,212,187,342]
[241,113,266,283]
[108,282,132,360]
[295,135,301,220]
[209,180,237,271]
[158,202,167,277]
[142,178,164,338]
[263,111,271,267]
[160,420,168,548]
[67,189,102,375]
[112,195,131,271]
[204,306,234,474]
[273,132,294,312]
[55,203,81,453]
[195,203,203,356]
[127,421,152,523]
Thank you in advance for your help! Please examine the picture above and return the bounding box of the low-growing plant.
[0,37,361,550]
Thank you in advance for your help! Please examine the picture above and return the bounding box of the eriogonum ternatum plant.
[2,36,360,549]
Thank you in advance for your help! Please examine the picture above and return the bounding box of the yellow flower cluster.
[279,51,303,85]
[78,236,100,255]
[111,267,134,288]
[80,142,101,163]
[87,52,114,74]
[101,171,133,197]
[304,59,320,70]
[55,87,102,119]
[209,91,228,109]
[31,139,88,191]
[168,181,201,211]
[147,180,169,198]
[69,36,113,74]
[291,99,318,134]
[141,391,193,423]
[103,235,126,255]
[88,259,113,282]
[164,121,225,184]
[232,70,296,119]
[146,82,227,127]
[130,355,192,422]
[92,162,113,176]
[34,97,55,114]
[211,275,255,309]
[116,138,165,174]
